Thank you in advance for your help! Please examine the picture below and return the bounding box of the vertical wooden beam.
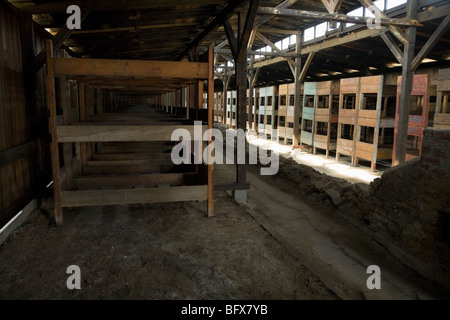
[207,46,214,217]
[248,55,255,131]
[394,0,417,166]
[189,83,195,120]
[293,32,303,147]
[60,77,74,190]
[45,40,63,226]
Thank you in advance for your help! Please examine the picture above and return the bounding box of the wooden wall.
[0,3,52,229]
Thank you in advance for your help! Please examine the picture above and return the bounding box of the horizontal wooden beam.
[16,0,225,14]
[91,153,172,161]
[82,164,175,175]
[72,173,196,189]
[256,27,302,35]
[216,48,299,57]
[60,185,208,207]
[214,183,250,191]
[301,27,386,55]
[251,27,386,69]
[0,140,38,168]
[253,6,421,26]
[72,23,198,35]
[52,58,209,79]
[56,125,207,142]
[417,2,450,23]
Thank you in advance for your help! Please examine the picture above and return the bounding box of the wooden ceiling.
[7,0,450,87]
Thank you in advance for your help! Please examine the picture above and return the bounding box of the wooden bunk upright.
[313,80,340,157]
[45,40,215,226]
[434,68,450,129]
[393,74,431,164]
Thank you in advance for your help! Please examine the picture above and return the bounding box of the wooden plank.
[57,125,206,142]
[91,153,172,161]
[73,173,195,189]
[86,159,172,166]
[60,185,208,207]
[82,164,175,175]
[53,57,209,79]
[214,183,250,191]
[0,140,38,169]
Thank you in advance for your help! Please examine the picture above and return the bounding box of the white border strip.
[0,199,37,246]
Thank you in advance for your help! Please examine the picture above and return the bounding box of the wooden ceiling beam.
[175,0,246,61]
[15,0,225,14]
[254,6,421,27]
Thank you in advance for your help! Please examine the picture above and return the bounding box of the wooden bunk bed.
[434,68,450,129]
[277,84,289,143]
[393,74,431,164]
[313,80,340,157]
[300,82,316,149]
[45,40,214,226]
[214,92,224,123]
[336,77,359,164]
[355,75,396,171]
[246,88,256,131]
[260,86,278,139]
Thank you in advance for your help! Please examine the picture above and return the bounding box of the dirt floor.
[0,189,337,300]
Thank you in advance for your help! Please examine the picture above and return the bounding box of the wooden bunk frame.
[260,86,278,139]
[214,92,224,123]
[226,90,237,128]
[257,88,266,136]
[355,75,396,171]
[45,40,214,226]
[434,68,450,130]
[336,77,360,165]
[300,82,316,148]
[277,84,289,143]
[393,74,431,163]
[313,80,340,157]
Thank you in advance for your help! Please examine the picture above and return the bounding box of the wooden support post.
[207,46,214,217]
[293,32,303,147]
[60,77,74,190]
[394,0,417,166]
[189,84,195,120]
[45,40,63,226]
